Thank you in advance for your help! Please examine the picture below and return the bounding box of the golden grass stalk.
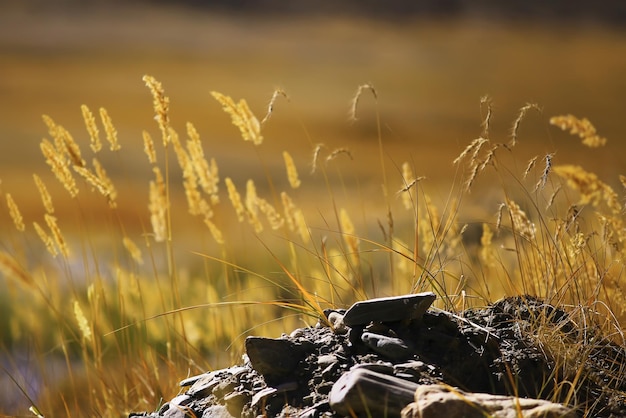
[282,151,301,189]
[33,221,58,257]
[81,104,102,153]
[0,251,34,288]
[261,88,288,124]
[211,91,263,145]
[73,159,117,208]
[339,208,360,266]
[122,236,144,265]
[45,214,70,257]
[534,153,554,192]
[40,138,79,197]
[99,107,121,151]
[419,193,439,254]
[203,218,225,245]
[505,197,536,241]
[143,75,171,146]
[43,114,86,168]
[523,156,538,179]
[257,197,284,230]
[453,137,488,166]
[143,130,157,164]
[480,95,493,138]
[5,193,25,232]
[325,147,353,164]
[33,174,54,214]
[281,192,309,243]
[510,102,540,147]
[148,166,168,242]
[92,158,118,207]
[479,223,497,268]
[398,162,425,210]
[553,164,621,213]
[550,114,607,148]
[225,177,245,222]
[310,143,325,174]
[349,83,377,122]
[73,299,93,343]
[245,179,263,233]
[186,122,219,201]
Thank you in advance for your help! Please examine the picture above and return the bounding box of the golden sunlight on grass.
[1,8,626,417]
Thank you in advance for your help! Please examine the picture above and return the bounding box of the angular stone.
[179,371,211,387]
[361,332,412,360]
[401,384,576,418]
[329,368,419,416]
[343,292,436,326]
[201,405,235,418]
[245,337,310,382]
[186,373,218,398]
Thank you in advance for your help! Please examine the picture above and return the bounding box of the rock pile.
[130,294,626,418]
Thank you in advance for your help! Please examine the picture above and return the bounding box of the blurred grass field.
[1,5,626,416]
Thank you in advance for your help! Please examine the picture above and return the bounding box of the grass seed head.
[148,166,168,242]
[122,237,144,265]
[283,151,301,189]
[349,83,377,122]
[143,75,171,146]
[81,104,102,153]
[142,130,157,164]
[211,91,263,145]
[33,174,54,214]
[40,138,79,198]
[45,214,70,257]
[261,88,288,124]
[6,193,25,232]
[225,177,245,222]
[550,114,607,148]
[99,107,120,151]
[33,221,58,257]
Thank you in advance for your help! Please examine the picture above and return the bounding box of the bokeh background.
[1,1,626,415]
[2,0,625,196]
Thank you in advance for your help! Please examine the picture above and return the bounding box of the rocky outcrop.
[129,294,626,418]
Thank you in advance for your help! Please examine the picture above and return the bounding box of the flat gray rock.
[343,292,436,326]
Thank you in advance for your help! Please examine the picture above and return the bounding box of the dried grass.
[5,193,25,232]
[550,114,607,148]
[283,151,301,189]
[81,104,102,153]
[211,91,263,145]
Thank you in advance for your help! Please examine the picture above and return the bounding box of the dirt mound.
[130,295,626,417]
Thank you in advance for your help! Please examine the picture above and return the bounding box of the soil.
[129,295,626,418]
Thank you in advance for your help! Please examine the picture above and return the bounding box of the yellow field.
[1,6,626,416]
